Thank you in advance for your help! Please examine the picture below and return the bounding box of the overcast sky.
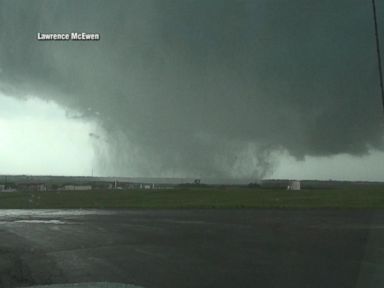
[0,0,384,180]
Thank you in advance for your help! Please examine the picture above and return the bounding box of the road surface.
[0,209,384,288]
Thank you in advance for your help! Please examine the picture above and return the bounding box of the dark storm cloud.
[0,0,383,177]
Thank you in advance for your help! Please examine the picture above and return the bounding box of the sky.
[0,93,97,176]
[0,0,384,181]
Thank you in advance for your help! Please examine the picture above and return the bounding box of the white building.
[287,180,301,191]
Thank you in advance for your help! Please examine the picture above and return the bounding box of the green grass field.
[1,188,384,209]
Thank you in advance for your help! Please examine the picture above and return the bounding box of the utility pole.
[372,0,384,111]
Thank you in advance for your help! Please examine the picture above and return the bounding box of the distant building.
[16,183,46,192]
[124,183,137,189]
[60,185,92,191]
[91,182,114,190]
[287,180,301,191]
[0,184,17,192]
[140,184,155,189]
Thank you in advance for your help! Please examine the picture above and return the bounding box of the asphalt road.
[0,209,384,288]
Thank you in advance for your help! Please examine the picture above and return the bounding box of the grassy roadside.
[1,188,384,209]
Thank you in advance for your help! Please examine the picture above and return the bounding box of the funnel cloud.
[0,0,383,178]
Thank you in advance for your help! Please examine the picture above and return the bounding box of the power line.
[372,0,384,111]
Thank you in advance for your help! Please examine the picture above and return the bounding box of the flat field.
[0,188,384,209]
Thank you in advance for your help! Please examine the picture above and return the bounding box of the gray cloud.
[0,0,383,178]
